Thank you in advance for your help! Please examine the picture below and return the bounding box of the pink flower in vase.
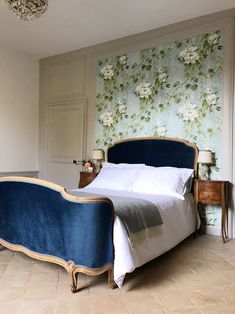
[84,162,91,169]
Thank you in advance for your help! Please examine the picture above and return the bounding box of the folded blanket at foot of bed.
[68,190,163,247]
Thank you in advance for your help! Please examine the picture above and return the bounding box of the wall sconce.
[197,150,212,180]
[92,149,104,173]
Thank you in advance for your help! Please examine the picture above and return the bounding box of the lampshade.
[92,149,104,160]
[197,150,212,164]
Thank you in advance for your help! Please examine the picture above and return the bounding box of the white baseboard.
[0,171,39,178]
[200,225,221,236]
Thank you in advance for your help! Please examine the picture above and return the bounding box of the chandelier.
[4,0,48,21]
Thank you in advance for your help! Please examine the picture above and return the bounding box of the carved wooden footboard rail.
[0,177,115,293]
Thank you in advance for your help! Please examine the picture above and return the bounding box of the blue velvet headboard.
[107,137,198,174]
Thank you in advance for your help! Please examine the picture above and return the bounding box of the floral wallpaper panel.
[95,31,223,229]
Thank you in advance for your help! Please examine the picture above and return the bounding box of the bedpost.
[68,261,78,293]
[108,268,116,289]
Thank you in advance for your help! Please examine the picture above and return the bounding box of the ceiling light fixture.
[4,0,48,21]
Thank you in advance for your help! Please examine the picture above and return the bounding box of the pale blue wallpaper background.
[95,31,224,228]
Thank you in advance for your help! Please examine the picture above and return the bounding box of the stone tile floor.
[0,234,235,313]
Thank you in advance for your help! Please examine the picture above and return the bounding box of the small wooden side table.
[194,179,229,243]
[79,172,97,188]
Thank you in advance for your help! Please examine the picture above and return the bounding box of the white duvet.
[71,187,196,287]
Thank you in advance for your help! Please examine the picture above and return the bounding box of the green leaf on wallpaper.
[175,41,182,47]
[173,94,181,103]
[191,84,198,91]
[131,63,137,68]
[208,68,215,74]
[173,81,180,88]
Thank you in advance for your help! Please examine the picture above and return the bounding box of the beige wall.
[0,46,39,173]
[39,9,235,235]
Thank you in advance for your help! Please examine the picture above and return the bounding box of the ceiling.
[0,0,235,59]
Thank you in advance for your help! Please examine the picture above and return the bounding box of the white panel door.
[46,100,86,189]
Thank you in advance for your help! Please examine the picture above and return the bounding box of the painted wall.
[0,46,39,173]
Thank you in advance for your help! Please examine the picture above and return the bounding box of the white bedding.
[72,187,196,288]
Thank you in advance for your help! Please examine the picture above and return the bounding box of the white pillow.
[102,162,145,168]
[130,166,194,199]
[87,167,141,191]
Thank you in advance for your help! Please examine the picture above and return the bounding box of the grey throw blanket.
[68,190,163,247]
[110,195,163,233]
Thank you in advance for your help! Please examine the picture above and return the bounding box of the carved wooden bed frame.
[0,137,198,293]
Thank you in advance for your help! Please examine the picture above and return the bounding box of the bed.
[0,137,198,292]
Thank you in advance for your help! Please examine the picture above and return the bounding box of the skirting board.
[0,171,39,178]
[200,225,221,237]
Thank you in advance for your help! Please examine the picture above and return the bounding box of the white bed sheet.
[72,187,196,288]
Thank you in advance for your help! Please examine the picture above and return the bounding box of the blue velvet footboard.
[0,178,114,270]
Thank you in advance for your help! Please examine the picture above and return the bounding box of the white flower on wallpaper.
[135,82,153,99]
[119,55,127,65]
[100,64,115,80]
[179,45,200,64]
[206,87,214,94]
[157,70,167,83]
[178,103,199,121]
[99,111,114,126]
[207,33,219,46]
[117,103,127,114]
[156,67,167,85]
[157,67,165,73]
[205,88,217,105]
[154,123,167,137]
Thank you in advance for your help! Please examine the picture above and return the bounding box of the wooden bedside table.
[194,179,229,243]
[79,172,97,188]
